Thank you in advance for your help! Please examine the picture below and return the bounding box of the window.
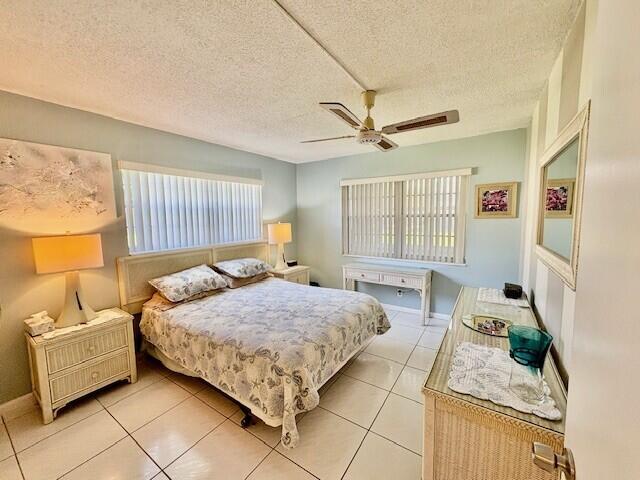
[119,162,263,254]
[341,168,471,264]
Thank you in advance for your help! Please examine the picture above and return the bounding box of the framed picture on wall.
[0,138,116,234]
[545,178,575,218]
[475,182,518,218]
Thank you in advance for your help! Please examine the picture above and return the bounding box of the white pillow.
[148,264,228,302]
[213,257,272,279]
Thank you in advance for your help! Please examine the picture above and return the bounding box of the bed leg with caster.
[239,404,254,428]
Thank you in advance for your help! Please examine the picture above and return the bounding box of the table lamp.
[32,234,104,328]
[267,222,292,270]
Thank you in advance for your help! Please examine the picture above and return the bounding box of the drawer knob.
[87,345,96,354]
[91,371,99,380]
[360,273,365,277]
[401,279,405,283]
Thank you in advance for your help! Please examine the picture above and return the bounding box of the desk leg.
[343,277,355,291]
[420,286,429,326]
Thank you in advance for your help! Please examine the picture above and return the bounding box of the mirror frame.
[535,102,590,290]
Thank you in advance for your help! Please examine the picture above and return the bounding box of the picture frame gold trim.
[475,182,518,218]
[545,178,575,218]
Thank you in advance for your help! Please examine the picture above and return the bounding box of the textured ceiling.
[0,1,581,163]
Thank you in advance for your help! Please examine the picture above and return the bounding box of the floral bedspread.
[140,277,390,447]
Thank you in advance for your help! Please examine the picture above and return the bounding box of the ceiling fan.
[302,90,459,152]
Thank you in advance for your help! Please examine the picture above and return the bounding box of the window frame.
[118,161,264,255]
[340,168,471,266]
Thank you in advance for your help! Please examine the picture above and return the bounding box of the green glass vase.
[507,325,553,404]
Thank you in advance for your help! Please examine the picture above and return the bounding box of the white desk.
[342,263,433,325]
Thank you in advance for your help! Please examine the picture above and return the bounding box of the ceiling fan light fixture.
[306,93,459,152]
[356,129,382,144]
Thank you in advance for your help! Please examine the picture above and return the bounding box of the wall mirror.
[536,103,590,290]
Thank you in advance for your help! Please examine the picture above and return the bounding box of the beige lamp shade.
[267,223,292,245]
[32,234,104,274]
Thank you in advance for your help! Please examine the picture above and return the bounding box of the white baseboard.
[380,303,451,320]
[380,303,421,315]
[0,392,36,421]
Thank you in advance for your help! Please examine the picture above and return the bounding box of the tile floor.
[0,307,448,480]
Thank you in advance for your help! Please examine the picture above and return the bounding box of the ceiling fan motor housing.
[356,129,382,144]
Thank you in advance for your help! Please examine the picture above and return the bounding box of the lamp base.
[274,243,288,271]
[57,271,97,328]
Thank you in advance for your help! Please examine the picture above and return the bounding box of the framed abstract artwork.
[545,178,575,218]
[0,138,116,234]
[475,182,518,218]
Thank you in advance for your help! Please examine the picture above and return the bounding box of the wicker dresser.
[422,287,567,480]
[25,308,136,423]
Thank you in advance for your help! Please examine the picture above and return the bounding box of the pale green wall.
[296,129,527,314]
[0,90,297,403]
[520,1,593,376]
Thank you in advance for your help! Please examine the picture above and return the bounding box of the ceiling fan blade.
[373,136,398,152]
[300,135,355,144]
[319,103,365,130]
[381,110,460,135]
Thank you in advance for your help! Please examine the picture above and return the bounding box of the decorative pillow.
[213,258,272,279]
[221,272,270,289]
[148,264,228,302]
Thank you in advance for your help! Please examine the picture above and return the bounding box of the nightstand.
[271,265,310,285]
[25,308,137,423]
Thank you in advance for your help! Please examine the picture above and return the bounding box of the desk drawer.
[46,325,128,374]
[346,270,380,282]
[49,349,130,403]
[381,274,422,289]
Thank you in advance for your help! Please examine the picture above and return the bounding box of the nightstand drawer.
[346,270,380,282]
[291,271,309,285]
[46,325,128,374]
[49,349,130,403]
[381,274,422,288]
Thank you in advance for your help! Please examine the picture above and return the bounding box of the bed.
[116,241,390,447]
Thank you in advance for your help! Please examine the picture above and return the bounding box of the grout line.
[338,317,431,477]
[161,418,230,472]
[96,405,167,475]
[127,394,195,435]
[242,448,273,480]
[58,434,151,479]
[318,323,427,478]
[96,368,166,409]
[53,414,131,480]
[10,404,105,455]
[2,417,25,480]
[32,365,204,479]
[266,450,321,480]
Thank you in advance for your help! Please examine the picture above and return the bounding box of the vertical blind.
[341,169,471,264]
[120,162,263,254]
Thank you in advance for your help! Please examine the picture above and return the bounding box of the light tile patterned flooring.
[0,307,448,480]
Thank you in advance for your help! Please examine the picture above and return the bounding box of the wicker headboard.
[116,241,269,314]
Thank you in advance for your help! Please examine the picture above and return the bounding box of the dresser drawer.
[49,349,130,403]
[381,273,422,288]
[346,270,380,282]
[46,326,128,374]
